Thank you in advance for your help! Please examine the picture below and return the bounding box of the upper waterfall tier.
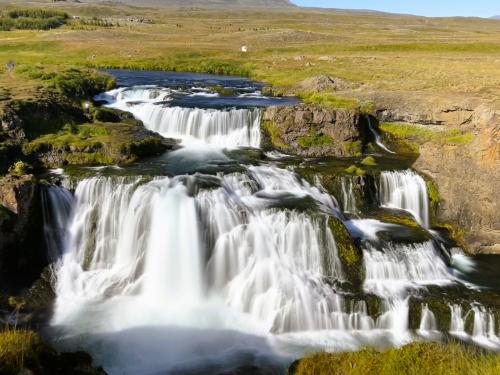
[98,87,262,148]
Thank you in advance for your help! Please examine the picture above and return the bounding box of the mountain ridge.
[82,0,295,8]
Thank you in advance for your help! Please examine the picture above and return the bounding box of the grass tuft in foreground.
[290,342,500,375]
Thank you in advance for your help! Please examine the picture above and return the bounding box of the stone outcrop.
[365,92,499,254]
[412,109,500,254]
[0,175,47,290]
[262,105,362,157]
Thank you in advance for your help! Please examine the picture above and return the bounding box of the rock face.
[0,175,47,290]
[365,92,499,254]
[413,109,500,254]
[262,105,362,157]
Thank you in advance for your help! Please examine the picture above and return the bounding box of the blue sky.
[291,1,499,18]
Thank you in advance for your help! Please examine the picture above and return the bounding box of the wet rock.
[328,217,364,287]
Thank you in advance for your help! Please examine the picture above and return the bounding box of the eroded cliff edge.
[262,99,499,254]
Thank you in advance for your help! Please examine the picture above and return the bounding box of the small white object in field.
[241,46,248,53]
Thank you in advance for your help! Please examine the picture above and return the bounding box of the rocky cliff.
[261,97,499,254]
[0,175,47,290]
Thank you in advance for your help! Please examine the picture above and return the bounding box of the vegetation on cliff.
[290,342,500,375]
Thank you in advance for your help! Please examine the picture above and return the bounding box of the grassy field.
[291,342,500,375]
[0,1,499,110]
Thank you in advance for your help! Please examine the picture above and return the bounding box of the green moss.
[377,211,420,229]
[380,122,475,146]
[435,222,469,252]
[262,120,289,150]
[297,131,333,149]
[342,141,363,156]
[329,217,363,286]
[360,156,376,166]
[23,122,168,167]
[291,342,500,375]
[7,161,31,176]
[425,178,441,220]
[301,92,361,110]
[345,165,366,176]
[92,107,121,123]
[208,85,237,96]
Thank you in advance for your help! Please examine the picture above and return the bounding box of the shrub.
[51,69,116,100]
[8,161,31,176]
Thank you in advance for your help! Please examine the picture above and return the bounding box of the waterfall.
[136,105,261,148]
[417,304,439,337]
[100,86,261,148]
[379,170,430,228]
[341,177,358,214]
[449,304,468,338]
[51,168,362,334]
[471,306,500,349]
[363,241,453,298]
[366,116,395,154]
[41,185,74,261]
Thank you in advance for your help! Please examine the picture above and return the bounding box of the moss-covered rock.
[328,217,363,286]
[262,105,362,157]
[360,156,376,166]
[261,119,289,150]
[23,122,177,168]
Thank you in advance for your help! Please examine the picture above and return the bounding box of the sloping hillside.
[84,0,295,8]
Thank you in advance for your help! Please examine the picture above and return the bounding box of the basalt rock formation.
[262,105,363,157]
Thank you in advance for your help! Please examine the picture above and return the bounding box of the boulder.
[262,105,362,157]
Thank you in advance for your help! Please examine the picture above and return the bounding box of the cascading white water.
[379,170,430,228]
[41,185,74,261]
[449,304,468,338]
[51,168,367,335]
[341,177,358,215]
[449,304,500,350]
[417,304,440,338]
[363,241,453,298]
[471,305,500,349]
[366,116,395,154]
[99,86,261,148]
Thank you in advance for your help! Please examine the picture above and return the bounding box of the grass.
[0,3,497,110]
[297,130,333,149]
[23,121,167,167]
[0,329,43,373]
[292,342,500,375]
[301,93,361,110]
[0,8,68,31]
[380,122,475,145]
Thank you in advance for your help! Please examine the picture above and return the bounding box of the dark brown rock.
[0,175,47,291]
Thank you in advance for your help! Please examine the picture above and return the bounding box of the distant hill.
[82,0,295,8]
[490,16,500,19]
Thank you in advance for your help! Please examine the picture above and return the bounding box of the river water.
[42,70,500,375]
